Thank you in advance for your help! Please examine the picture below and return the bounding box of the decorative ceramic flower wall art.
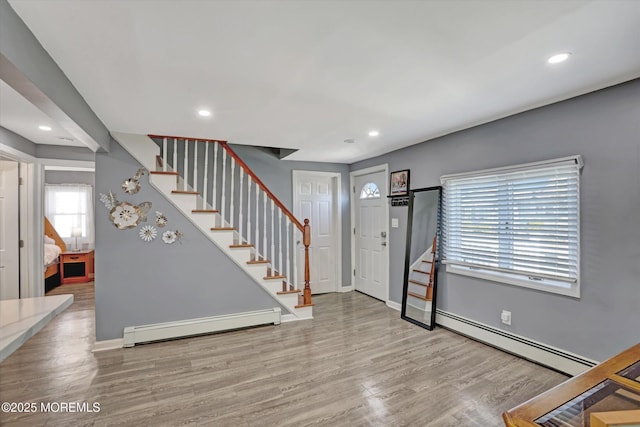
[137,202,152,222]
[122,168,146,194]
[109,202,142,229]
[99,192,118,209]
[155,211,168,227]
[139,225,158,242]
[162,230,183,244]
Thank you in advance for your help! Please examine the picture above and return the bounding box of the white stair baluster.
[247,175,252,243]
[212,142,218,209]
[203,142,209,208]
[255,184,260,255]
[270,201,275,270]
[193,140,198,193]
[278,210,283,277]
[183,139,189,190]
[230,158,235,229]
[239,169,244,240]
[263,192,267,262]
[173,138,177,173]
[162,137,167,172]
[221,149,227,224]
[293,229,298,290]
[286,217,290,287]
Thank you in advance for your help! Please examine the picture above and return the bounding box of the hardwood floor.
[0,285,567,426]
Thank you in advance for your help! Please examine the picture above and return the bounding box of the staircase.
[112,132,313,320]
[406,236,436,308]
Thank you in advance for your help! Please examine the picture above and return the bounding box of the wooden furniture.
[503,343,640,426]
[60,250,94,284]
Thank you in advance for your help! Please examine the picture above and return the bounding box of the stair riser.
[228,248,253,264]
[169,193,198,212]
[150,174,178,195]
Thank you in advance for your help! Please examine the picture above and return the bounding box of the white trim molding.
[386,300,401,311]
[339,284,355,293]
[92,339,124,352]
[435,309,598,376]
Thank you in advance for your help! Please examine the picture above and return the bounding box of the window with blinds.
[441,156,582,297]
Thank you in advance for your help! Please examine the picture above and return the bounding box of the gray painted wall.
[351,79,640,361]
[45,170,94,186]
[94,140,287,341]
[0,126,36,157]
[36,145,95,161]
[231,145,352,287]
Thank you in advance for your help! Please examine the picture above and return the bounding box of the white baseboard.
[339,284,355,293]
[92,338,124,352]
[435,309,598,376]
[123,308,281,347]
[386,300,401,311]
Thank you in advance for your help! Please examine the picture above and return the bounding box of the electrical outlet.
[391,218,399,228]
[501,310,512,325]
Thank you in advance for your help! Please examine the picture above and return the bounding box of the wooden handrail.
[219,141,304,231]
[148,133,304,231]
[303,219,312,305]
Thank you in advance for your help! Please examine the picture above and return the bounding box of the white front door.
[0,160,20,300]
[353,169,388,301]
[294,172,339,294]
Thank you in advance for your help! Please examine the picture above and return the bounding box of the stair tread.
[229,244,254,248]
[412,269,429,274]
[192,209,219,213]
[420,260,433,264]
[172,190,199,195]
[247,259,270,264]
[407,291,431,301]
[264,275,286,280]
[150,171,179,175]
[295,303,315,308]
[408,279,429,286]
[277,289,301,295]
[211,227,235,231]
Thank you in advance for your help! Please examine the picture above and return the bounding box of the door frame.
[349,164,390,302]
[0,143,43,298]
[292,170,342,293]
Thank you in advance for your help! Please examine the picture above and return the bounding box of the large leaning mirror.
[401,186,442,330]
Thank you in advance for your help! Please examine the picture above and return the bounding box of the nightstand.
[60,250,94,284]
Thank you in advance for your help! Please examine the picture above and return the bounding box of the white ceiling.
[6,0,640,163]
[0,80,84,147]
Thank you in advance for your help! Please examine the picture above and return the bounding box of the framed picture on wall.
[390,169,410,196]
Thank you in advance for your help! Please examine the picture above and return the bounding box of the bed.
[44,217,66,292]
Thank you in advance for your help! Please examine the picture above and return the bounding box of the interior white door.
[294,173,337,294]
[354,170,388,301]
[0,160,20,300]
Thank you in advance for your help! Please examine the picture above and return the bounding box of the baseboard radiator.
[123,308,281,347]
[435,309,598,376]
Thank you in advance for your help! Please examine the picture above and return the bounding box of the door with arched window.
[352,168,388,301]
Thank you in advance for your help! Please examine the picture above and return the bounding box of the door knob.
[380,231,387,238]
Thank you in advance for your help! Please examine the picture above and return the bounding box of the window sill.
[445,264,580,298]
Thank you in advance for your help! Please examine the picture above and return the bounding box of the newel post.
[303,218,312,305]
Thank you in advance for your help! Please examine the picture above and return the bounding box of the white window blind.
[441,156,582,296]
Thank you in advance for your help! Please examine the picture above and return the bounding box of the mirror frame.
[400,185,442,330]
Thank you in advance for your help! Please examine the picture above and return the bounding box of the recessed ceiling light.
[198,109,211,117]
[344,138,355,144]
[368,130,380,137]
[39,125,52,131]
[547,52,571,64]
